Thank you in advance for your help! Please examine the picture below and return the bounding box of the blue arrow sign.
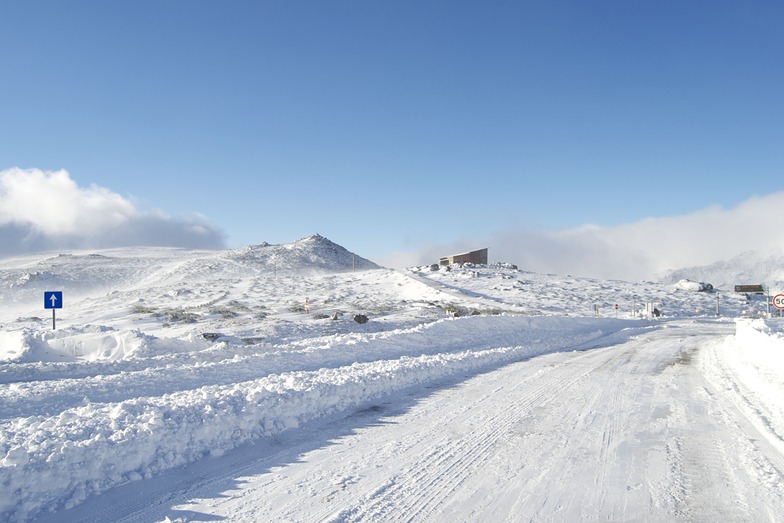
[44,291,63,309]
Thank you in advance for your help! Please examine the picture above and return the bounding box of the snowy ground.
[1,238,783,522]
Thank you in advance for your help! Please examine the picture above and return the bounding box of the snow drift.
[1,316,636,520]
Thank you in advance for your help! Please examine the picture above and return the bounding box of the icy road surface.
[41,319,784,522]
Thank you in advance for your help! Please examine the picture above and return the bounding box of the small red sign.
[773,294,784,309]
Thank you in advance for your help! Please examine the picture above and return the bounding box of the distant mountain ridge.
[659,249,784,292]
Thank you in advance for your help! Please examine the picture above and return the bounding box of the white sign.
[773,294,784,309]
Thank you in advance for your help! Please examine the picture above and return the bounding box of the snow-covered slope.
[222,234,380,273]
[659,248,784,292]
[0,234,378,309]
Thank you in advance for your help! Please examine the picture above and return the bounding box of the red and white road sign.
[773,294,784,309]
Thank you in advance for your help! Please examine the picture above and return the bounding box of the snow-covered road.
[38,318,784,522]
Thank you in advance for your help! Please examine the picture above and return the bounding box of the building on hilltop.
[439,248,488,266]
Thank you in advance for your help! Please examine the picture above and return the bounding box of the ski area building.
[439,248,488,266]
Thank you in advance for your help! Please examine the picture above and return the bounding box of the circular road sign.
[773,294,784,309]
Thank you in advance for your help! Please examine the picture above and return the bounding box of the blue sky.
[1,1,782,279]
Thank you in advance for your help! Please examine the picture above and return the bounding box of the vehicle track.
[318,345,635,522]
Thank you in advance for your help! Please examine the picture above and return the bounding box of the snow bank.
[696,318,784,466]
[0,316,635,521]
[0,327,154,363]
[719,319,784,433]
[726,319,784,391]
[0,332,26,361]
[0,348,517,518]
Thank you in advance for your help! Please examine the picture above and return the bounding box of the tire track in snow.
[694,338,784,515]
[320,347,619,523]
[700,342,784,474]
[633,322,784,521]
[514,347,634,520]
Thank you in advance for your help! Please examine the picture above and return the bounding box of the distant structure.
[734,284,765,294]
[439,248,488,266]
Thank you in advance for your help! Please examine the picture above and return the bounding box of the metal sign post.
[768,287,771,317]
[716,294,720,316]
[44,291,63,330]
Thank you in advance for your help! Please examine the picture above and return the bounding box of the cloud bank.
[381,193,784,282]
[0,168,226,257]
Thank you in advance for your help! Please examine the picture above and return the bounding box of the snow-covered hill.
[659,248,784,292]
[0,235,380,313]
[2,236,784,521]
[222,234,380,273]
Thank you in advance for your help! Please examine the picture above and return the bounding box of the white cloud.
[0,167,226,256]
[385,193,784,282]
